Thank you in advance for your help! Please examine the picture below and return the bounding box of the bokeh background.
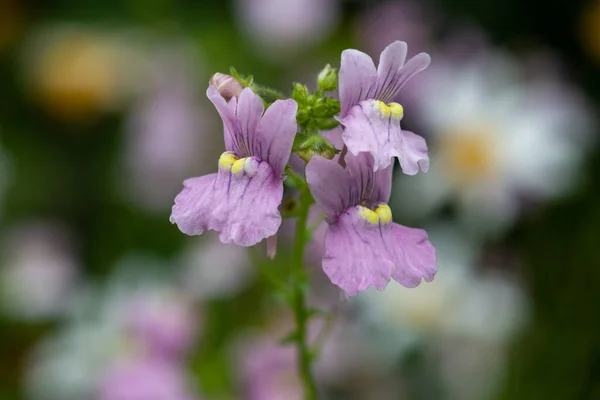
[1,0,600,399]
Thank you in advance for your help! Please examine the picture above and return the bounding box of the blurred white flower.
[355,224,529,399]
[0,221,79,320]
[235,0,340,58]
[178,233,253,300]
[394,50,595,235]
[26,255,199,400]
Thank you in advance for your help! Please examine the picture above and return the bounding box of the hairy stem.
[291,187,318,400]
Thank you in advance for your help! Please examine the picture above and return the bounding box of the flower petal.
[254,99,298,177]
[236,87,265,156]
[306,156,357,220]
[341,101,429,174]
[207,86,239,153]
[386,223,437,287]
[170,173,218,236]
[375,41,408,95]
[323,208,393,296]
[322,208,438,296]
[376,52,431,103]
[345,152,393,205]
[171,162,284,246]
[339,49,377,116]
[340,100,402,171]
[398,130,430,175]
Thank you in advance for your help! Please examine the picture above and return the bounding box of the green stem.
[291,187,318,400]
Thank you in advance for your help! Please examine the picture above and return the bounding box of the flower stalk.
[291,179,318,400]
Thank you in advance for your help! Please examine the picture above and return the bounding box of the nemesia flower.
[305,152,437,296]
[171,87,298,246]
[338,40,430,171]
[99,357,198,400]
[394,50,595,234]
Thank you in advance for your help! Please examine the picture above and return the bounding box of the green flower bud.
[292,83,309,104]
[317,64,338,92]
[315,117,339,130]
[325,97,341,114]
[296,109,310,125]
[297,134,338,162]
[312,99,329,117]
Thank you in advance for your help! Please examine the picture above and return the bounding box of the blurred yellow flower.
[24,26,147,122]
[0,0,25,54]
[581,0,600,63]
[438,125,498,188]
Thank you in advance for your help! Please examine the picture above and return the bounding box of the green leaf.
[280,330,300,345]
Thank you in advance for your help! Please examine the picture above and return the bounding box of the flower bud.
[209,73,243,100]
[312,99,329,117]
[297,134,338,162]
[292,83,309,104]
[317,64,338,92]
[315,117,339,130]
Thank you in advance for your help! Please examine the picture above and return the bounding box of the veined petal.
[387,223,437,287]
[207,86,239,153]
[323,208,393,296]
[254,99,298,177]
[306,156,357,220]
[339,49,377,116]
[236,87,265,156]
[171,161,284,246]
[341,101,429,174]
[375,41,408,96]
[376,52,431,103]
[340,100,402,171]
[345,152,393,205]
[170,173,218,236]
[322,207,438,296]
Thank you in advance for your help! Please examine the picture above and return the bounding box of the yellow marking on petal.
[231,157,247,175]
[375,204,392,224]
[374,100,390,117]
[387,102,404,119]
[219,152,237,170]
[359,206,380,225]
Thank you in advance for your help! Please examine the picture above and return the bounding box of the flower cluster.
[170,40,438,296]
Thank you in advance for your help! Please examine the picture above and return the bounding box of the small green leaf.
[280,330,300,345]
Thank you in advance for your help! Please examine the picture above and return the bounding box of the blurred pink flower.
[120,45,211,212]
[0,221,79,320]
[356,0,436,56]
[99,357,198,400]
[127,291,198,362]
[179,233,253,300]
[238,336,302,400]
[236,0,340,57]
